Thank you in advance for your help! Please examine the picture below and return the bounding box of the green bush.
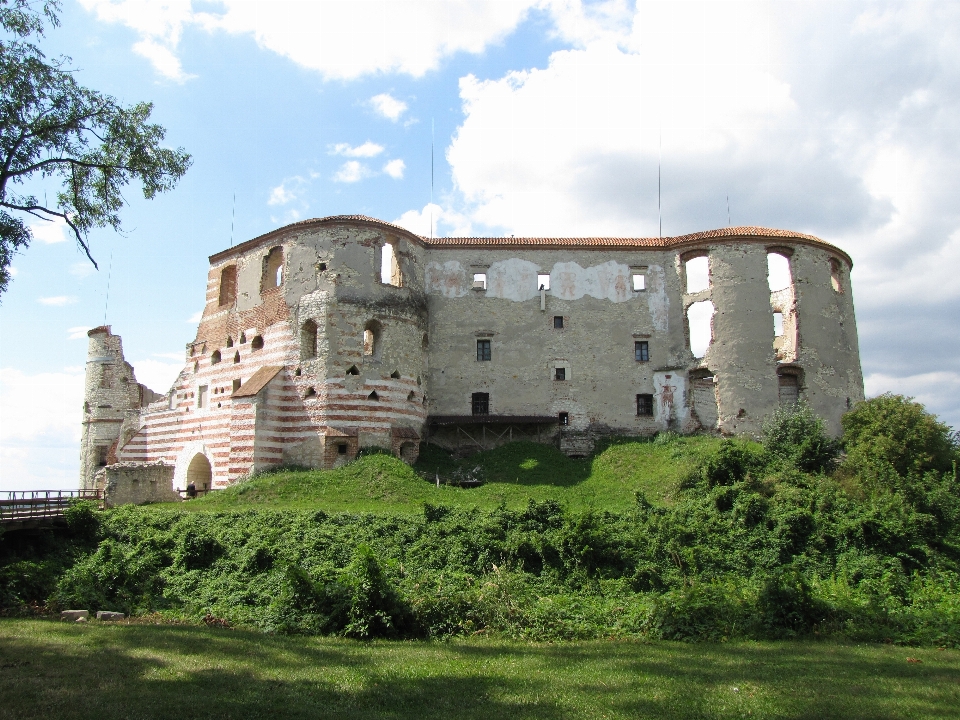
[763,402,841,474]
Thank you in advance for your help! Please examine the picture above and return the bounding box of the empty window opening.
[635,341,649,362]
[240,332,247,344]
[773,312,784,337]
[559,412,569,426]
[686,300,715,358]
[477,339,492,362]
[685,255,710,293]
[538,274,551,290]
[830,258,844,293]
[767,252,792,292]
[390,370,401,379]
[218,265,237,307]
[294,367,301,377]
[407,391,417,402]
[473,273,487,290]
[197,385,208,409]
[318,262,327,272]
[636,394,654,417]
[690,370,719,430]
[472,392,489,415]
[380,241,402,286]
[416,376,421,386]
[778,374,800,408]
[632,273,646,291]
[554,367,566,381]
[262,246,284,290]
[233,352,240,364]
[226,336,234,348]
[422,333,429,349]
[304,387,316,399]
[553,316,564,329]
[337,443,348,455]
[301,320,318,360]
[251,335,264,351]
[363,320,382,357]
[211,350,221,365]
[368,390,379,401]
[193,362,199,374]
[346,365,360,376]
[95,445,109,467]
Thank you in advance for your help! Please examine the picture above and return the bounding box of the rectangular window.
[477,339,492,361]
[337,443,347,455]
[95,445,109,467]
[554,367,566,381]
[472,392,489,415]
[635,341,649,362]
[636,393,654,416]
[232,379,241,393]
[553,316,564,329]
[197,385,208,409]
[632,273,646,291]
[473,273,487,290]
[538,274,551,290]
[559,412,569,426]
[773,312,784,337]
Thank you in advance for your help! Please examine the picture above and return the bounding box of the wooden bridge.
[0,490,102,531]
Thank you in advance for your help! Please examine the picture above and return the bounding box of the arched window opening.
[233,352,240,364]
[294,367,301,377]
[380,240,402,287]
[262,246,284,290]
[416,376,421,386]
[368,390,379,401]
[390,370,401,379]
[362,320,382,357]
[304,387,316,399]
[193,361,199,374]
[686,301,715,358]
[830,258,844,293]
[186,453,212,494]
[684,254,710,294]
[767,252,792,292]
[251,335,264,351]
[226,336,234,348]
[218,265,237,307]
[346,365,360,376]
[211,350,221,365]
[301,320,318,360]
[407,391,417,402]
[422,333,428,349]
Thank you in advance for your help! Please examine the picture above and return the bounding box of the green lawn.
[170,436,718,514]
[1,619,958,719]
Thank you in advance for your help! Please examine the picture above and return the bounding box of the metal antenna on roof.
[230,192,236,246]
[430,118,435,240]
[103,249,113,325]
[658,128,662,240]
[727,194,731,227]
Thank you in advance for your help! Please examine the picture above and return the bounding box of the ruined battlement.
[81,216,863,493]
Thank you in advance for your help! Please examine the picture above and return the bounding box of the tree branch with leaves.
[0,0,191,294]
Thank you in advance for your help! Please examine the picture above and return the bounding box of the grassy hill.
[175,435,721,514]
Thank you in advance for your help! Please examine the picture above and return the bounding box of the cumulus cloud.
[29,217,69,244]
[330,142,385,158]
[383,159,406,179]
[334,161,374,184]
[128,358,184,394]
[81,0,537,80]
[393,203,473,238]
[187,310,202,323]
[370,93,408,121]
[268,180,299,206]
[68,326,91,340]
[38,296,77,306]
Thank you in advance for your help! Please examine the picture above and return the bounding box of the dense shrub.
[763,402,841,474]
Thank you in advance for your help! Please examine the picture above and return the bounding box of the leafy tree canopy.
[842,393,959,479]
[0,0,191,295]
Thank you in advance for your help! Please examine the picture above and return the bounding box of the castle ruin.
[80,215,864,493]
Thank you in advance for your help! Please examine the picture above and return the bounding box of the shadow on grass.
[416,442,592,488]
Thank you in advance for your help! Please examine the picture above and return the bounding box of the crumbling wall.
[97,462,178,507]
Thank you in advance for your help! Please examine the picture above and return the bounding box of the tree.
[0,0,191,295]
[761,401,841,475]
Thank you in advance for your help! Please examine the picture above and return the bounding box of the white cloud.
[82,0,538,80]
[29,217,69,244]
[865,371,960,431]
[268,181,298,206]
[187,310,203,323]
[334,161,374,184]
[330,142,385,158]
[370,93,408,121]
[128,358,183,394]
[383,159,406,179]
[153,352,185,361]
[69,261,96,278]
[393,203,473,238]
[68,326,92,340]
[7,266,17,277]
[38,296,77,306]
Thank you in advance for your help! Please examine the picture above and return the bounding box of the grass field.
[171,436,719,514]
[1,619,958,720]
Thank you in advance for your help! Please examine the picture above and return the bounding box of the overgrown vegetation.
[2,395,958,647]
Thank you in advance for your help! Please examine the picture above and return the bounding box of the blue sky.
[2,1,959,490]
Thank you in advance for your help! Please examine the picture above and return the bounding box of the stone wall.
[97,462,179,507]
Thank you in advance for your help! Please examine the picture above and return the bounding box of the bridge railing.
[0,490,103,524]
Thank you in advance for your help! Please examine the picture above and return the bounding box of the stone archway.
[186,453,212,493]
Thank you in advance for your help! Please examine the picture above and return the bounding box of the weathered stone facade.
[80,216,863,491]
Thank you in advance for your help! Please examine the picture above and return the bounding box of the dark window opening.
[390,370,401,379]
[301,319,318,360]
[636,393,654,416]
[472,392,489,415]
[304,387,316,399]
[635,341,649,362]
[559,412,569,426]
[337,443,348,455]
[553,315,564,329]
[240,332,247,344]
[407,391,417,402]
[251,335,264,351]
[233,352,240,364]
[477,339,491,361]
[368,390,379,401]
[363,320,382,357]
[346,365,360,376]
[554,367,566,381]
[318,262,327,272]
[226,336,234,348]
[232,378,241,393]
[211,350,221,365]
[95,445,109,467]
[295,367,301,377]
[218,265,237,307]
